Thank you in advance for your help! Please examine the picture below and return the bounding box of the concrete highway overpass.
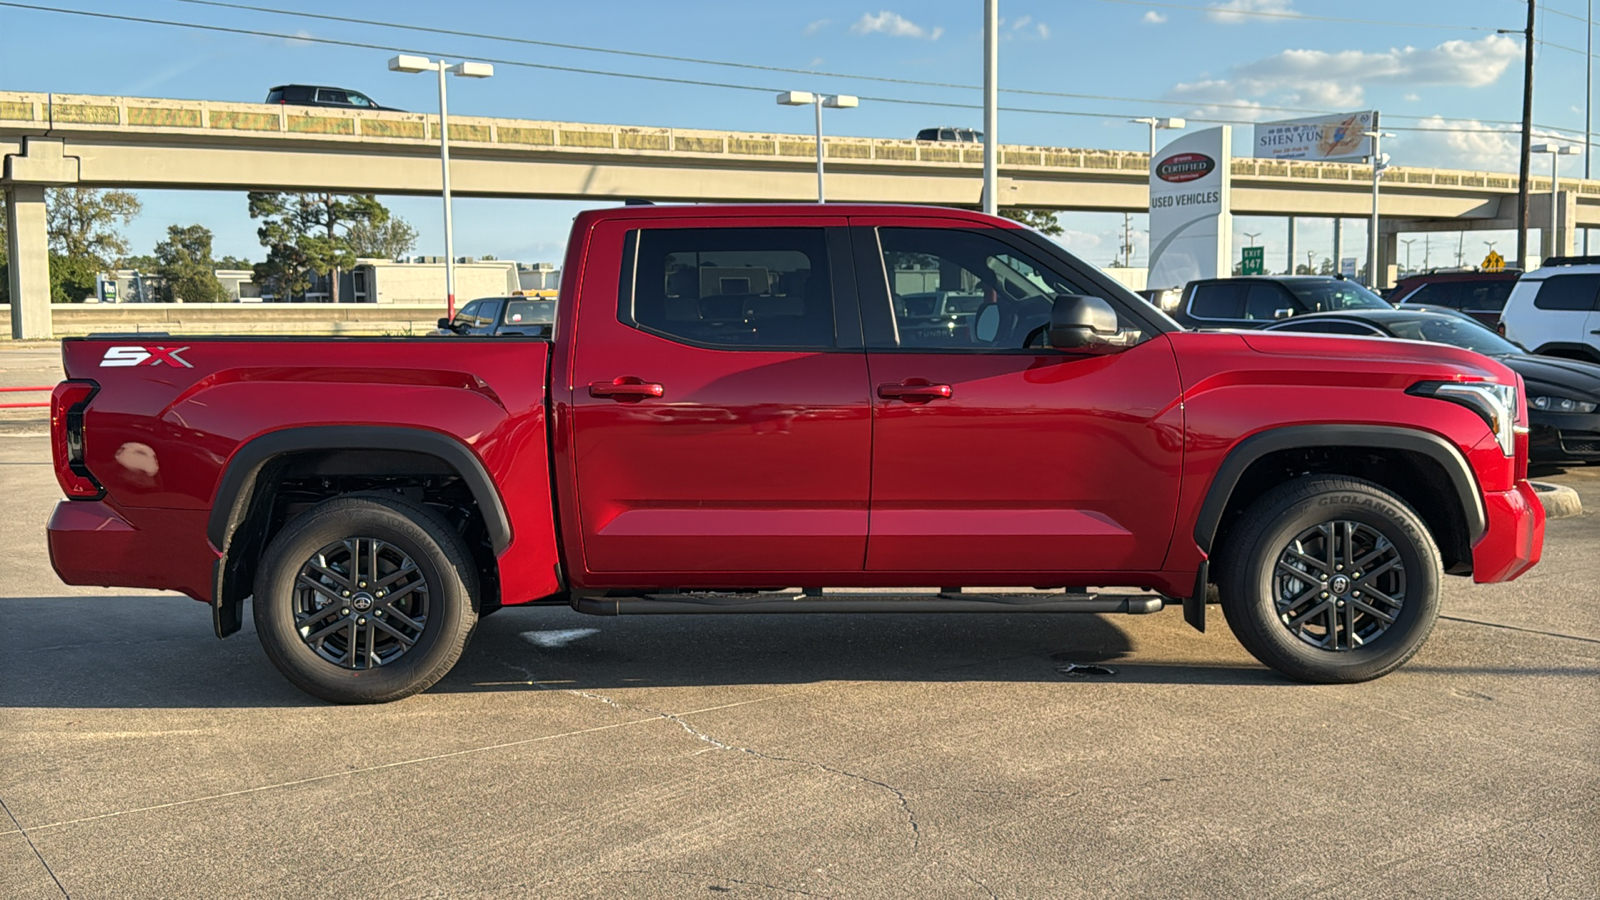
[6,90,1598,337]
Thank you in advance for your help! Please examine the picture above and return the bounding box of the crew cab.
[47,204,1545,704]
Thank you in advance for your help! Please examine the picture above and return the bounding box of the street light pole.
[389,54,493,321]
[1533,143,1581,258]
[1588,0,1594,253]
[1402,238,1416,275]
[983,0,998,215]
[777,92,859,202]
[1364,130,1395,289]
[1244,231,1262,247]
[1130,117,1187,158]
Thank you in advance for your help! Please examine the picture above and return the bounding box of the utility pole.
[982,0,998,216]
[1121,212,1134,266]
[1507,1,1537,269]
[1402,238,1416,275]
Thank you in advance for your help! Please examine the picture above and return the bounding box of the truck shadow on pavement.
[6,596,1593,708]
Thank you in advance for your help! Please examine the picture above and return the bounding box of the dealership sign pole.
[1147,126,1233,291]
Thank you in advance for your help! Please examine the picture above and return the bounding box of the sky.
[1,0,1595,273]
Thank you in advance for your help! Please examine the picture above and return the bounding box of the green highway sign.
[1241,246,1265,275]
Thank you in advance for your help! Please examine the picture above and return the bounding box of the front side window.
[622,228,835,349]
[1532,274,1600,311]
[1463,280,1514,311]
[1244,283,1296,320]
[875,227,1142,350]
[346,93,374,108]
[1284,280,1390,312]
[1406,282,1462,309]
[316,89,350,105]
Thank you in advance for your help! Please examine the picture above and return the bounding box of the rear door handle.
[877,381,953,402]
[589,377,664,400]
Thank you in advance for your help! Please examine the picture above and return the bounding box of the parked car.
[1265,307,1600,465]
[265,84,399,111]
[1170,275,1390,330]
[1499,256,1600,363]
[1387,269,1520,327]
[437,295,557,337]
[47,203,1543,703]
[916,127,983,142]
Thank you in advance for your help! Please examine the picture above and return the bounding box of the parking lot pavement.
[2,432,1596,900]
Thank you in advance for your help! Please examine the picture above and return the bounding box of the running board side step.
[572,592,1165,617]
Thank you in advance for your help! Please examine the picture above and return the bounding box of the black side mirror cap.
[437,317,453,330]
[1048,295,1121,351]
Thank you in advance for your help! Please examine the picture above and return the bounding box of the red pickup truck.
[47,204,1545,703]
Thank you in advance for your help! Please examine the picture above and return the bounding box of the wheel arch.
[207,426,511,639]
[1531,342,1600,364]
[1194,425,1486,579]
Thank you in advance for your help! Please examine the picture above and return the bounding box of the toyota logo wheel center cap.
[1329,575,1351,594]
[351,593,375,611]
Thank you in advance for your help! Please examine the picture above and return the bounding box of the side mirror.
[437,317,453,330]
[1273,308,1295,320]
[1048,295,1122,353]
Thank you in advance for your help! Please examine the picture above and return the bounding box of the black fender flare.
[207,425,512,637]
[1192,424,1487,556]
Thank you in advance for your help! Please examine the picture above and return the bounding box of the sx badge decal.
[100,346,194,368]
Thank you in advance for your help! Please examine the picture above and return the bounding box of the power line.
[0,2,1586,143]
[158,0,1536,126]
[1087,0,1501,30]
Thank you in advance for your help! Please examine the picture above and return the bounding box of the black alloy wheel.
[255,494,479,703]
[1217,475,1440,683]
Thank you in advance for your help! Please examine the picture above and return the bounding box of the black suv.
[1387,269,1520,327]
[265,85,398,111]
[1170,276,1391,330]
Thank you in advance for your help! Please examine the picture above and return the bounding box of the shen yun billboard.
[1147,125,1233,291]
[1254,111,1377,162]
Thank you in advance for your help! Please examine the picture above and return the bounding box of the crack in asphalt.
[958,867,999,899]
[1,793,70,898]
[506,663,923,852]
[1439,615,1600,645]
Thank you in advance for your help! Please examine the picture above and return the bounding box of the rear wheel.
[1217,476,1440,683]
[253,494,479,703]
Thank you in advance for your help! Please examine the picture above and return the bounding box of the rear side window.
[1462,280,1514,311]
[266,89,285,103]
[622,228,835,349]
[1189,282,1246,319]
[1531,274,1600,311]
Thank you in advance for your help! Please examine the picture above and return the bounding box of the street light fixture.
[1531,142,1581,259]
[777,91,859,202]
[1364,130,1395,289]
[1244,231,1262,247]
[1130,116,1186,158]
[389,54,494,320]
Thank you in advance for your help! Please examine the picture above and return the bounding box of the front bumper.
[1528,411,1600,463]
[1470,480,1545,583]
[48,500,217,602]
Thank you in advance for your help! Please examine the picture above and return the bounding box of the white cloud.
[1166,35,1520,115]
[850,11,944,40]
[803,18,830,37]
[1405,93,1422,102]
[1398,117,1569,174]
[1143,11,1168,24]
[1036,23,1050,38]
[1012,15,1032,30]
[1208,0,1295,24]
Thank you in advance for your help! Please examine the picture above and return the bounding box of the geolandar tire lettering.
[1217,475,1441,684]
[253,494,479,704]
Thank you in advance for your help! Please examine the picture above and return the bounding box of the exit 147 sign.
[1241,246,1265,275]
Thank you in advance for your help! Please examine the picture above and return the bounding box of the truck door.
[568,217,872,577]
[851,218,1184,575]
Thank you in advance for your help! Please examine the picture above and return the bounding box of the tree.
[154,224,226,303]
[217,255,253,271]
[248,192,388,301]
[43,188,141,302]
[346,215,419,260]
[998,208,1063,236]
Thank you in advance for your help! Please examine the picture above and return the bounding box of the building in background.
[517,262,561,291]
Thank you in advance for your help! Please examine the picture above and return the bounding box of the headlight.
[1529,395,1598,414]
[1409,381,1521,457]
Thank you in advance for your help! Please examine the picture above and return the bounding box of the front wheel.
[253,494,479,703]
[1216,476,1441,684]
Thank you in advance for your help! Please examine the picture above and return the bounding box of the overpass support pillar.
[5,137,80,340]
[1377,230,1398,290]
[4,185,50,340]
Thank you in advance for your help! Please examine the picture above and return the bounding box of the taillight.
[51,380,102,499]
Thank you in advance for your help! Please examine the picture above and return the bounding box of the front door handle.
[877,380,953,402]
[589,377,665,400]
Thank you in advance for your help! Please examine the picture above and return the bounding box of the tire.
[253,494,479,703]
[1216,476,1440,684]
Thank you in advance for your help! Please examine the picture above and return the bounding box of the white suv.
[1499,258,1600,363]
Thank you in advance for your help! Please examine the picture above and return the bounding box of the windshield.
[1282,280,1390,312]
[1385,316,1522,356]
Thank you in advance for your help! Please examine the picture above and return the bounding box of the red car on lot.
[48,204,1544,703]
[1387,269,1521,327]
